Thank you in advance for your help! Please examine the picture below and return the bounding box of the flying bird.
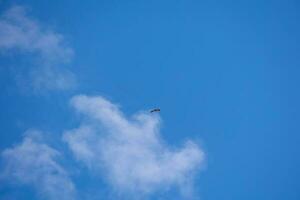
[150,108,160,113]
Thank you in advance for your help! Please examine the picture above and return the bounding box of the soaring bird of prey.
[150,108,160,113]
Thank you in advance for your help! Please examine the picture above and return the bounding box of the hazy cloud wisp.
[0,5,76,91]
[1,130,75,200]
[63,95,204,197]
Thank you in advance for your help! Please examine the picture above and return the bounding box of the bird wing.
[150,108,160,113]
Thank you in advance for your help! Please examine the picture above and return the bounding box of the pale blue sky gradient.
[0,0,300,199]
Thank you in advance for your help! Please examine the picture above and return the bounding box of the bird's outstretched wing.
[150,108,160,113]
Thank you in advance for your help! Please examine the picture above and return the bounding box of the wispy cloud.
[1,130,76,200]
[63,95,204,198]
[0,5,76,91]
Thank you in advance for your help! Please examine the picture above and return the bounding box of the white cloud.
[0,5,76,91]
[63,95,204,197]
[1,130,76,200]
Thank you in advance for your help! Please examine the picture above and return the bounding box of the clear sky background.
[0,0,300,200]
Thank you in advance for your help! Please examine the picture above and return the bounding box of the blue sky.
[0,0,300,200]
